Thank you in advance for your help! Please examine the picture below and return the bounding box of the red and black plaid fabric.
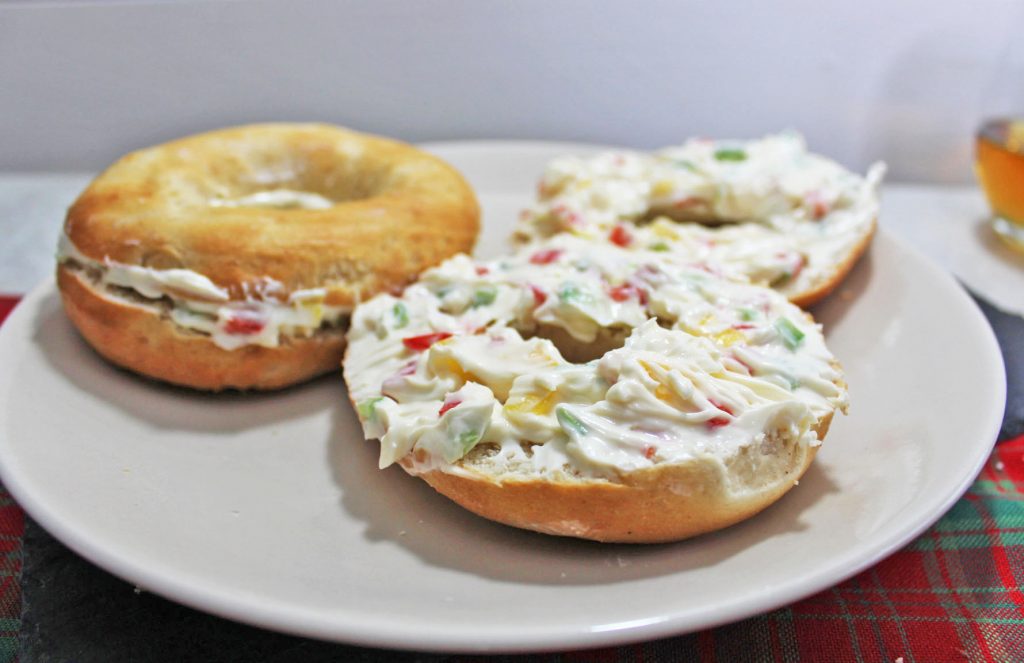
[0,296,23,663]
[0,294,1020,662]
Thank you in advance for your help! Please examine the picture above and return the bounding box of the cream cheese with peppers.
[57,233,348,349]
[345,235,847,478]
[514,132,885,299]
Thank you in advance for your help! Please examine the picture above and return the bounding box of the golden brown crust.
[58,123,479,390]
[409,413,833,543]
[58,267,345,390]
[788,218,876,308]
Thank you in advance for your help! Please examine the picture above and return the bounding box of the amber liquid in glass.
[976,118,1024,251]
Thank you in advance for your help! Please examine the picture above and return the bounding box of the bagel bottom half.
[344,235,848,544]
[58,267,346,391]
[405,413,830,544]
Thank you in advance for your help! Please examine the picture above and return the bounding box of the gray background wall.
[2,0,1020,182]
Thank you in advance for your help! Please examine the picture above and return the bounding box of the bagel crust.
[57,123,480,390]
[345,235,849,543]
[414,415,830,544]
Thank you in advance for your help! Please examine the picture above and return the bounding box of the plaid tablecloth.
[0,297,22,663]
[0,294,1021,662]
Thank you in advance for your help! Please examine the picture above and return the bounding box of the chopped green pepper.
[471,287,497,308]
[556,407,588,435]
[357,397,384,422]
[559,282,585,303]
[738,307,758,321]
[458,429,482,450]
[558,282,596,305]
[714,148,747,162]
[774,317,805,350]
[392,303,409,328]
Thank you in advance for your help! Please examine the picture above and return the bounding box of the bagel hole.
[636,208,741,227]
[205,147,395,210]
[510,313,678,365]
[208,189,338,211]
[522,322,631,364]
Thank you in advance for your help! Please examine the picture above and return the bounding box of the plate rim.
[0,141,1008,652]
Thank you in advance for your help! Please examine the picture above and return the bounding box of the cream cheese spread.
[345,235,847,479]
[57,233,347,349]
[514,132,885,299]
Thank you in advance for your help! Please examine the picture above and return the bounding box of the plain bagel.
[344,234,848,543]
[57,123,480,390]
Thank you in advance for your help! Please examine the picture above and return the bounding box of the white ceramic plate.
[0,142,1006,653]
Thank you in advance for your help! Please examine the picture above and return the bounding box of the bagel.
[57,123,480,390]
[514,132,885,307]
[343,235,847,543]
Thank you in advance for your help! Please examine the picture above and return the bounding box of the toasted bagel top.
[64,123,481,309]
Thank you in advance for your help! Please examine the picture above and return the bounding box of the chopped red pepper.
[475,266,490,276]
[607,281,649,305]
[732,323,756,330]
[529,284,548,306]
[806,191,830,219]
[644,445,656,459]
[438,399,462,417]
[224,313,266,335]
[608,284,634,302]
[707,399,734,428]
[530,249,563,265]
[709,399,734,415]
[731,354,755,374]
[550,204,583,227]
[609,225,633,247]
[402,332,453,352]
[790,254,807,280]
[635,264,663,284]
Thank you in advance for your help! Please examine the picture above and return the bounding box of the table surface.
[1,175,1023,662]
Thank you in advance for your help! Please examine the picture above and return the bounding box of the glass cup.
[976,119,1024,253]
[975,5,1024,255]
